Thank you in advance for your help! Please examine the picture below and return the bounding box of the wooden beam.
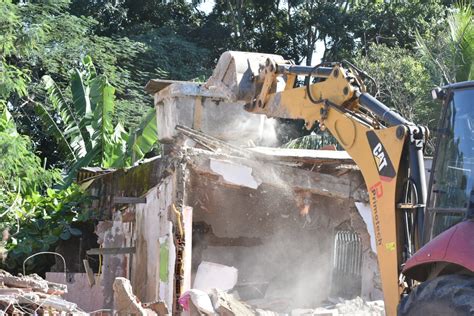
[86,247,136,256]
[113,196,147,204]
[82,259,95,287]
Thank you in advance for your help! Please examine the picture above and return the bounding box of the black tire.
[398,274,474,316]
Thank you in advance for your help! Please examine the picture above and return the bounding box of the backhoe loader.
[206,51,474,315]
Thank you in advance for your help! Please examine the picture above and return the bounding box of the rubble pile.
[179,288,385,316]
[0,270,84,315]
[292,297,385,316]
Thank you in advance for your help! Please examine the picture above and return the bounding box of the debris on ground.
[179,287,385,316]
[0,269,83,315]
[291,297,385,316]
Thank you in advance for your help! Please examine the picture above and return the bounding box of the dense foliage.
[0,0,158,273]
[39,56,158,185]
[0,0,472,272]
[0,105,90,273]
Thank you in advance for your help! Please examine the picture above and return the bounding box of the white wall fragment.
[193,261,238,292]
[210,159,261,189]
[355,202,376,253]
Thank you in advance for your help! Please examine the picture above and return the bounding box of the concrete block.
[153,81,276,145]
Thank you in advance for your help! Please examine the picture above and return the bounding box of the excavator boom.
[206,51,429,316]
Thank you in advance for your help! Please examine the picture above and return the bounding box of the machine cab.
[425,81,474,241]
[403,82,474,282]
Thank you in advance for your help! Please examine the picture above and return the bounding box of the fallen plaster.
[210,159,261,189]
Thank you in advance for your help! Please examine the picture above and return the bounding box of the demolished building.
[47,52,384,314]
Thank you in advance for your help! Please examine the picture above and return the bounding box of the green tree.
[1,0,158,168]
[354,44,435,124]
[416,3,474,84]
[352,44,445,153]
[0,0,160,275]
[0,107,60,196]
[0,105,89,274]
[331,0,447,60]
[37,57,158,183]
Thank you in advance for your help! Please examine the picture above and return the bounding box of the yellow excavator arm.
[208,51,429,316]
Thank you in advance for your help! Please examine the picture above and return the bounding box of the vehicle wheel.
[398,274,474,316]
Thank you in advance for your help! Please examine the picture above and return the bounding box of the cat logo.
[373,143,388,171]
[367,131,396,182]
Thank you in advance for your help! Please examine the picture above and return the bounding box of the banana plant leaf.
[125,108,158,165]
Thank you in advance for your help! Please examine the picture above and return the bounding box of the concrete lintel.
[188,151,368,202]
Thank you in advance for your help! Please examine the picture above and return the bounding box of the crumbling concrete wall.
[149,81,277,146]
[90,174,180,311]
[56,156,183,312]
[186,154,380,311]
[69,144,381,314]
[131,176,177,308]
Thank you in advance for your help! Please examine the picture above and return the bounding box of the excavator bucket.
[204,51,286,103]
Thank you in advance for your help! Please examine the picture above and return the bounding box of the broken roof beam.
[248,146,355,165]
[176,125,254,158]
[177,125,355,167]
[188,151,368,202]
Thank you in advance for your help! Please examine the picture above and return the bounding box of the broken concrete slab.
[0,270,49,293]
[248,147,353,165]
[193,261,238,292]
[0,288,26,295]
[0,271,82,315]
[153,85,275,144]
[40,295,79,313]
[210,288,255,316]
[142,300,169,315]
[148,54,282,146]
[113,277,158,316]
